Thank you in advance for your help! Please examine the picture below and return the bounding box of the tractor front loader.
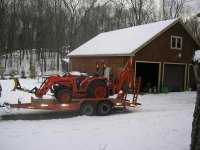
[13,73,109,103]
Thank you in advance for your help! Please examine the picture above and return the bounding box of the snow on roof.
[194,50,200,62]
[68,18,179,57]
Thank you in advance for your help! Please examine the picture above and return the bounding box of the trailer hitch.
[0,102,10,107]
[0,98,23,112]
[0,102,14,113]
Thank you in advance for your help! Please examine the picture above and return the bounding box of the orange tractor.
[7,60,141,116]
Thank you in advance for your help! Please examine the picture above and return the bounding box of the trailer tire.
[89,81,109,98]
[57,89,72,103]
[80,102,96,116]
[97,101,112,116]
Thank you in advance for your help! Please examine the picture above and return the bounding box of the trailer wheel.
[89,82,109,98]
[57,89,72,103]
[97,101,112,116]
[80,102,96,116]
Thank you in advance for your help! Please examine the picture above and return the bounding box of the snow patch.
[0,79,196,150]
[194,50,200,62]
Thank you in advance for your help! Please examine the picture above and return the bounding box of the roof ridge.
[100,18,179,35]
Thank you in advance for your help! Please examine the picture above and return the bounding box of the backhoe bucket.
[12,78,37,95]
[13,78,22,91]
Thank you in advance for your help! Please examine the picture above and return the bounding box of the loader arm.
[36,76,73,98]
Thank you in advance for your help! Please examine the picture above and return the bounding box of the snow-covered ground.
[0,79,196,150]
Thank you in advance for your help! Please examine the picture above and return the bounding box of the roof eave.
[67,53,131,57]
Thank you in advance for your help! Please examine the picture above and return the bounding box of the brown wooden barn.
[67,18,200,92]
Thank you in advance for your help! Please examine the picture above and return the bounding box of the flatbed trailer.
[7,96,140,116]
[1,76,141,116]
[2,61,142,116]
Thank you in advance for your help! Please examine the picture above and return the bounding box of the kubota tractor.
[13,60,135,103]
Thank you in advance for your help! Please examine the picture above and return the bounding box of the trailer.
[2,77,141,116]
[1,61,141,116]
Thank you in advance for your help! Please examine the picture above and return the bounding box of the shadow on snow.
[0,108,137,121]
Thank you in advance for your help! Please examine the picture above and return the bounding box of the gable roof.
[68,18,199,57]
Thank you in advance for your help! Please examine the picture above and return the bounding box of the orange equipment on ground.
[5,60,141,116]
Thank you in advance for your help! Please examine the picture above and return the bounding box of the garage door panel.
[163,64,185,92]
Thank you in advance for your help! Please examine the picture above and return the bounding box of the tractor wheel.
[97,101,112,116]
[80,102,96,116]
[89,81,109,98]
[57,89,72,103]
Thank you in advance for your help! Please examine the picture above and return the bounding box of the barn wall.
[70,56,130,75]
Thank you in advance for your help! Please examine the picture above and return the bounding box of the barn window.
[171,36,182,50]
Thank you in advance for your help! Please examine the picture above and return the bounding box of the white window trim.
[171,36,182,50]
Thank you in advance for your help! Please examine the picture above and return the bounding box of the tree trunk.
[191,63,200,150]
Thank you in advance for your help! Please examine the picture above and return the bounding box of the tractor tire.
[80,102,96,116]
[88,81,109,98]
[57,89,72,103]
[97,101,112,116]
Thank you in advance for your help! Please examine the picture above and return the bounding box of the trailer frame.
[7,96,140,116]
[2,77,141,116]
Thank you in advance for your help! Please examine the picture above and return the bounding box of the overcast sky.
[186,0,200,9]
[155,0,200,15]
[157,0,199,7]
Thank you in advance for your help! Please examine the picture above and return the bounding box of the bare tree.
[126,0,156,26]
[185,16,200,41]
[0,0,10,55]
[191,53,200,150]
[62,0,98,50]
[190,12,200,150]
[51,0,62,71]
[110,0,128,29]
[0,0,10,70]
[162,0,191,20]
[18,0,35,64]
[7,0,21,67]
